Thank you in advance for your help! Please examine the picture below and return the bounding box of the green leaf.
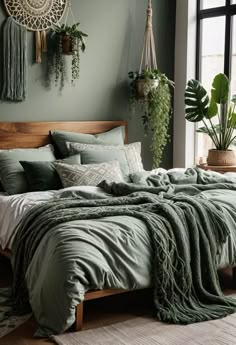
[185,79,209,122]
[80,32,88,37]
[81,42,86,52]
[211,73,229,104]
[232,95,236,104]
[196,126,209,134]
[230,113,236,127]
[206,98,218,119]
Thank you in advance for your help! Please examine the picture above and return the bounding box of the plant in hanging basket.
[185,73,236,166]
[52,23,87,86]
[129,69,174,168]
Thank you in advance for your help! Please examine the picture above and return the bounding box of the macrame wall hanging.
[2,0,67,101]
[139,0,157,74]
[4,0,67,62]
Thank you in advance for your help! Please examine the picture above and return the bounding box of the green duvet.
[10,168,236,336]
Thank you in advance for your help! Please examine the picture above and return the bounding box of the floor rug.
[0,288,32,338]
[53,314,236,345]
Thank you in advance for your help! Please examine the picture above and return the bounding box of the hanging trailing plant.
[52,23,87,87]
[129,69,174,168]
[128,0,174,168]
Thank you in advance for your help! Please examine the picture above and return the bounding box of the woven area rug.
[0,288,32,338]
[53,314,236,345]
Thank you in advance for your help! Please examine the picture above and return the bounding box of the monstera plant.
[185,73,236,166]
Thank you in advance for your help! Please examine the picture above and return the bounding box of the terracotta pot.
[62,35,73,55]
[135,79,159,100]
[207,149,236,166]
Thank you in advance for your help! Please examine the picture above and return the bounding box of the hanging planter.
[128,0,174,168]
[50,1,88,87]
[61,35,73,55]
[131,76,159,100]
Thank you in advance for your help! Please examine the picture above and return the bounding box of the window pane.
[201,0,225,9]
[197,16,226,162]
[232,16,236,97]
[200,16,226,91]
[232,0,236,4]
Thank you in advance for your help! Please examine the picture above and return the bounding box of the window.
[196,0,236,162]
[202,0,226,9]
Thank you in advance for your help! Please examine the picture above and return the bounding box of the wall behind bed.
[0,0,176,170]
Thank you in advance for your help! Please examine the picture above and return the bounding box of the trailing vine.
[55,34,65,88]
[146,81,172,168]
[129,69,174,168]
[51,23,87,87]
[71,37,80,85]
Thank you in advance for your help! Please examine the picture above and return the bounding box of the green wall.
[0,0,176,169]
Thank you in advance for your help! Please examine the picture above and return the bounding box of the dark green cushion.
[0,145,56,195]
[20,155,81,192]
[50,126,125,157]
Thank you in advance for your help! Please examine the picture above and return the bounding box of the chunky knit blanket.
[11,173,236,324]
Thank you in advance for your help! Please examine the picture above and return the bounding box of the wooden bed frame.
[1,121,236,331]
[0,120,128,331]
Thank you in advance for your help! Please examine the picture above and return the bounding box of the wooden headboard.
[0,121,128,149]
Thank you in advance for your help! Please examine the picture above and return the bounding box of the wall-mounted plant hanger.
[50,0,88,87]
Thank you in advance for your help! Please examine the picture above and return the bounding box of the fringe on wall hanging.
[1,17,27,102]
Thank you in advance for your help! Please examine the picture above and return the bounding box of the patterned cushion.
[66,142,144,179]
[54,161,124,187]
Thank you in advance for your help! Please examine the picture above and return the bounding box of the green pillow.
[0,145,56,195]
[50,126,125,157]
[67,142,143,180]
[20,154,81,192]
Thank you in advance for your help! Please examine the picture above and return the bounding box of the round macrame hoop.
[4,0,67,31]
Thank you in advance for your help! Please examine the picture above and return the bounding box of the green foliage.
[52,23,87,87]
[129,69,174,168]
[185,80,209,122]
[185,73,236,150]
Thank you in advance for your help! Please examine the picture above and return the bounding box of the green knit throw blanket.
[11,190,236,324]
[1,18,27,101]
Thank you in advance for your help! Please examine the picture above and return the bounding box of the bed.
[0,120,146,333]
[1,121,236,337]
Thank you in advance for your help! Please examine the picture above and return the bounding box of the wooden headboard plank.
[0,121,128,149]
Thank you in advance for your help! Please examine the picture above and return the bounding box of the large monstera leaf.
[185,79,209,122]
[211,73,229,104]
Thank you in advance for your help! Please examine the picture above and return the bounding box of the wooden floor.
[0,256,153,345]
[0,256,235,345]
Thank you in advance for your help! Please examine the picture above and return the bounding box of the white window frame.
[173,0,197,168]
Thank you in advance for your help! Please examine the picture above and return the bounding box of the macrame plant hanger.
[60,0,77,55]
[64,0,77,28]
[139,0,157,74]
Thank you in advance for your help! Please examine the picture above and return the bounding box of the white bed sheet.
[0,186,104,250]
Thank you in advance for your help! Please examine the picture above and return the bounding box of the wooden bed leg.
[75,302,84,331]
[233,268,236,289]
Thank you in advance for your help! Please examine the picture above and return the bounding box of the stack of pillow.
[0,126,144,195]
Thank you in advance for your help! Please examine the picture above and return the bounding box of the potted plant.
[52,23,88,86]
[185,73,236,166]
[129,69,174,168]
